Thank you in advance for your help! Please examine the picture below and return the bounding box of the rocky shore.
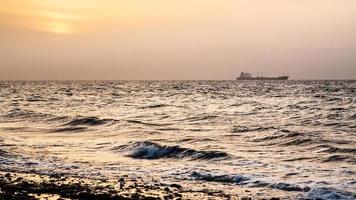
[0,171,184,200]
[0,171,294,200]
[0,172,229,200]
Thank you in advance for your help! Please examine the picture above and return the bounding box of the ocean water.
[0,80,355,199]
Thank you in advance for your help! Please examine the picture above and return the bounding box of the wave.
[1,109,53,121]
[64,116,116,126]
[139,104,169,109]
[280,138,313,146]
[190,171,249,184]
[252,130,356,163]
[1,109,70,125]
[251,129,307,144]
[114,141,229,160]
[126,120,172,127]
[231,126,276,133]
[189,171,309,192]
[323,155,354,163]
[47,116,71,122]
[227,102,246,107]
[49,127,88,133]
[251,180,309,192]
[283,157,314,162]
[349,114,356,120]
[0,149,8,157]
[176,115,218,122]
[156,127,181,131]
[26,96,45,102]
[315,145,356,154]
[0,127,32,133]
[249,129,351,149]
[1,108,118,132]
[268,182,309,192]
[301,187,356,200]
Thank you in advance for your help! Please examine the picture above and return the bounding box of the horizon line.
[0,79,355,81]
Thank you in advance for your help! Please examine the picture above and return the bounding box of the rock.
[119,178,125,189]
[169,183,182,189]
[174,193,183,198]
[4,173,11,180]
[131,193,140,199]
[49,173,62,179]
[164,194,174,200]
[15,177,23,182]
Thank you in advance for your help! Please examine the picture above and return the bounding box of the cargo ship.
[236,72,289,80]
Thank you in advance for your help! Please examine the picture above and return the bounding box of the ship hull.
[237,76,289,80]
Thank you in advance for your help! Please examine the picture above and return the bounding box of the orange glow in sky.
[0,0,355,80]
[0,0,231,34]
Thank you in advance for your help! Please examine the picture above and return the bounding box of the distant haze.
[1,0,355,80]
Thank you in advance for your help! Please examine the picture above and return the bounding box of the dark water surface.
[0,80,355,199]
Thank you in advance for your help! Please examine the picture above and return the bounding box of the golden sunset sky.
[0,0,355,79]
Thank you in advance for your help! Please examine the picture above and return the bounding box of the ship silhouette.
[236,72,289,80]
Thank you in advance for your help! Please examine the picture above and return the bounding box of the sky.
[0,0,355,80]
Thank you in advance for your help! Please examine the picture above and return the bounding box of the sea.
[0,80,355,199]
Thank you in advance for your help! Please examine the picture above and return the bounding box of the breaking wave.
[113,141,229,160]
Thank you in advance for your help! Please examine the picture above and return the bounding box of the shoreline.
[0,171,184,200]
[0,171,295,200]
